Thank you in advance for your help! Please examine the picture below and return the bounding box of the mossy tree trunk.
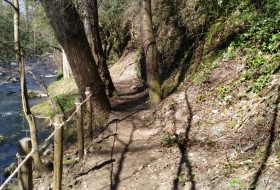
[140,0,162,108]
[11,0,48,173]
[41,0,111,126]
[83,0,117,97]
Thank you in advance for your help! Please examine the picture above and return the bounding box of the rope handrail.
[0,92,92,190]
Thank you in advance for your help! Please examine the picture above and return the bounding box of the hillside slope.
[34,50,280,190]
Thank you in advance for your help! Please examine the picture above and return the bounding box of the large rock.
[2,162,17,177]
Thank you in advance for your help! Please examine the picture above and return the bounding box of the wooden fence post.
[53,114,64,190]
[18,138,32,190]
[76,96,84,161]
[85,87,93,141]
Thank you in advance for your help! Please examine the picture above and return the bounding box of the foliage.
[163,133,177,146]
[54,92,77,115]
[63,125,77,146]
[31,77,78,117]
[178,172,185,182]
[0,1,58,62]
[0,4,15,61]
[230,178,238,187]
[98,0,134,61]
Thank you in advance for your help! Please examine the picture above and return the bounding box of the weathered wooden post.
[53,114,64,190]
[85,87,93,141]
[18,138,32,190]
[76,96,84,161]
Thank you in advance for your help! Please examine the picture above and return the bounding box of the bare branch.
[0,38,17,54]
[2,0,17,11]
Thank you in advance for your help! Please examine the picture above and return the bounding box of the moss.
[27,90,40,98]
[257,117,265,125]
[228,119,237,129]
[31,77,79,118]
[31,99,56,118]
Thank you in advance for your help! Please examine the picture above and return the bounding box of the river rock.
[10,62,17,66]
[43,143,54,156]
[5,76,20,83]
[6,90,19,95]
[2,162,17,177]
[27,90,47,98]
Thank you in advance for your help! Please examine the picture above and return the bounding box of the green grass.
[31,77,79,118]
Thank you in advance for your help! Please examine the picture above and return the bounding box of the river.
[0,56,57,183]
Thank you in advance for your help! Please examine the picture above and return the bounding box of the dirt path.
[60,51,178,190]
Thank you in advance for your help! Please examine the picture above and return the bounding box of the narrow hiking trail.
[34,51,181,190]
[62,51,179,190]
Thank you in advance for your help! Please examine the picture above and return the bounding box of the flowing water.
[0,56,57,183]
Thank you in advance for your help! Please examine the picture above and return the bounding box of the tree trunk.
[140,0,162,108]
[41,0,111,126]
[83,0,116,97]
[13,0,48,173]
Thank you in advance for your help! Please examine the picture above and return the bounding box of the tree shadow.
[249,85,279,189]
[111,93,148,112]
[110,122,135,190]
[173,91,196,190]
[74,159,115,179]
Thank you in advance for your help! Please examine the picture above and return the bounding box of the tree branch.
[0,38,17,54]
[3,0,17,11]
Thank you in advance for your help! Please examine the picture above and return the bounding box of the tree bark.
[83,0,116,97]
[140,0,162,108]
[13,0,48,173]
[40,0,111,126]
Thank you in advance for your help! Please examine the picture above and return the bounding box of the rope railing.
[0,91,92,190]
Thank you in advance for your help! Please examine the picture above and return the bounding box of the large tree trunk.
[40,0,111,126]
[140,0,162,108]
[82,0,116,97]
[13,0,48,173]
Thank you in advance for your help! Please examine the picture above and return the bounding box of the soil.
[33,51,280,190]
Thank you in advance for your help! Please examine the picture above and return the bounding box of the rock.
[10,62,17,66]
[45,161,54,171]
[43,143,54,156]
[212,110,219,114]
[4,76,20,83]
[2,162,17,177]
[45,74,56,78]
[177,91,186,102]
[27,90,47,98]
[38,186,51,190]
[165,110,174,117]
[5,90,18,95]
[130,84,137,91]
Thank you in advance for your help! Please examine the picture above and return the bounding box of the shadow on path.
[249,85,279,189]
[111,93,148,112]
[110,122,135,190]
[173,91,196,190]
[74,159,115,179]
